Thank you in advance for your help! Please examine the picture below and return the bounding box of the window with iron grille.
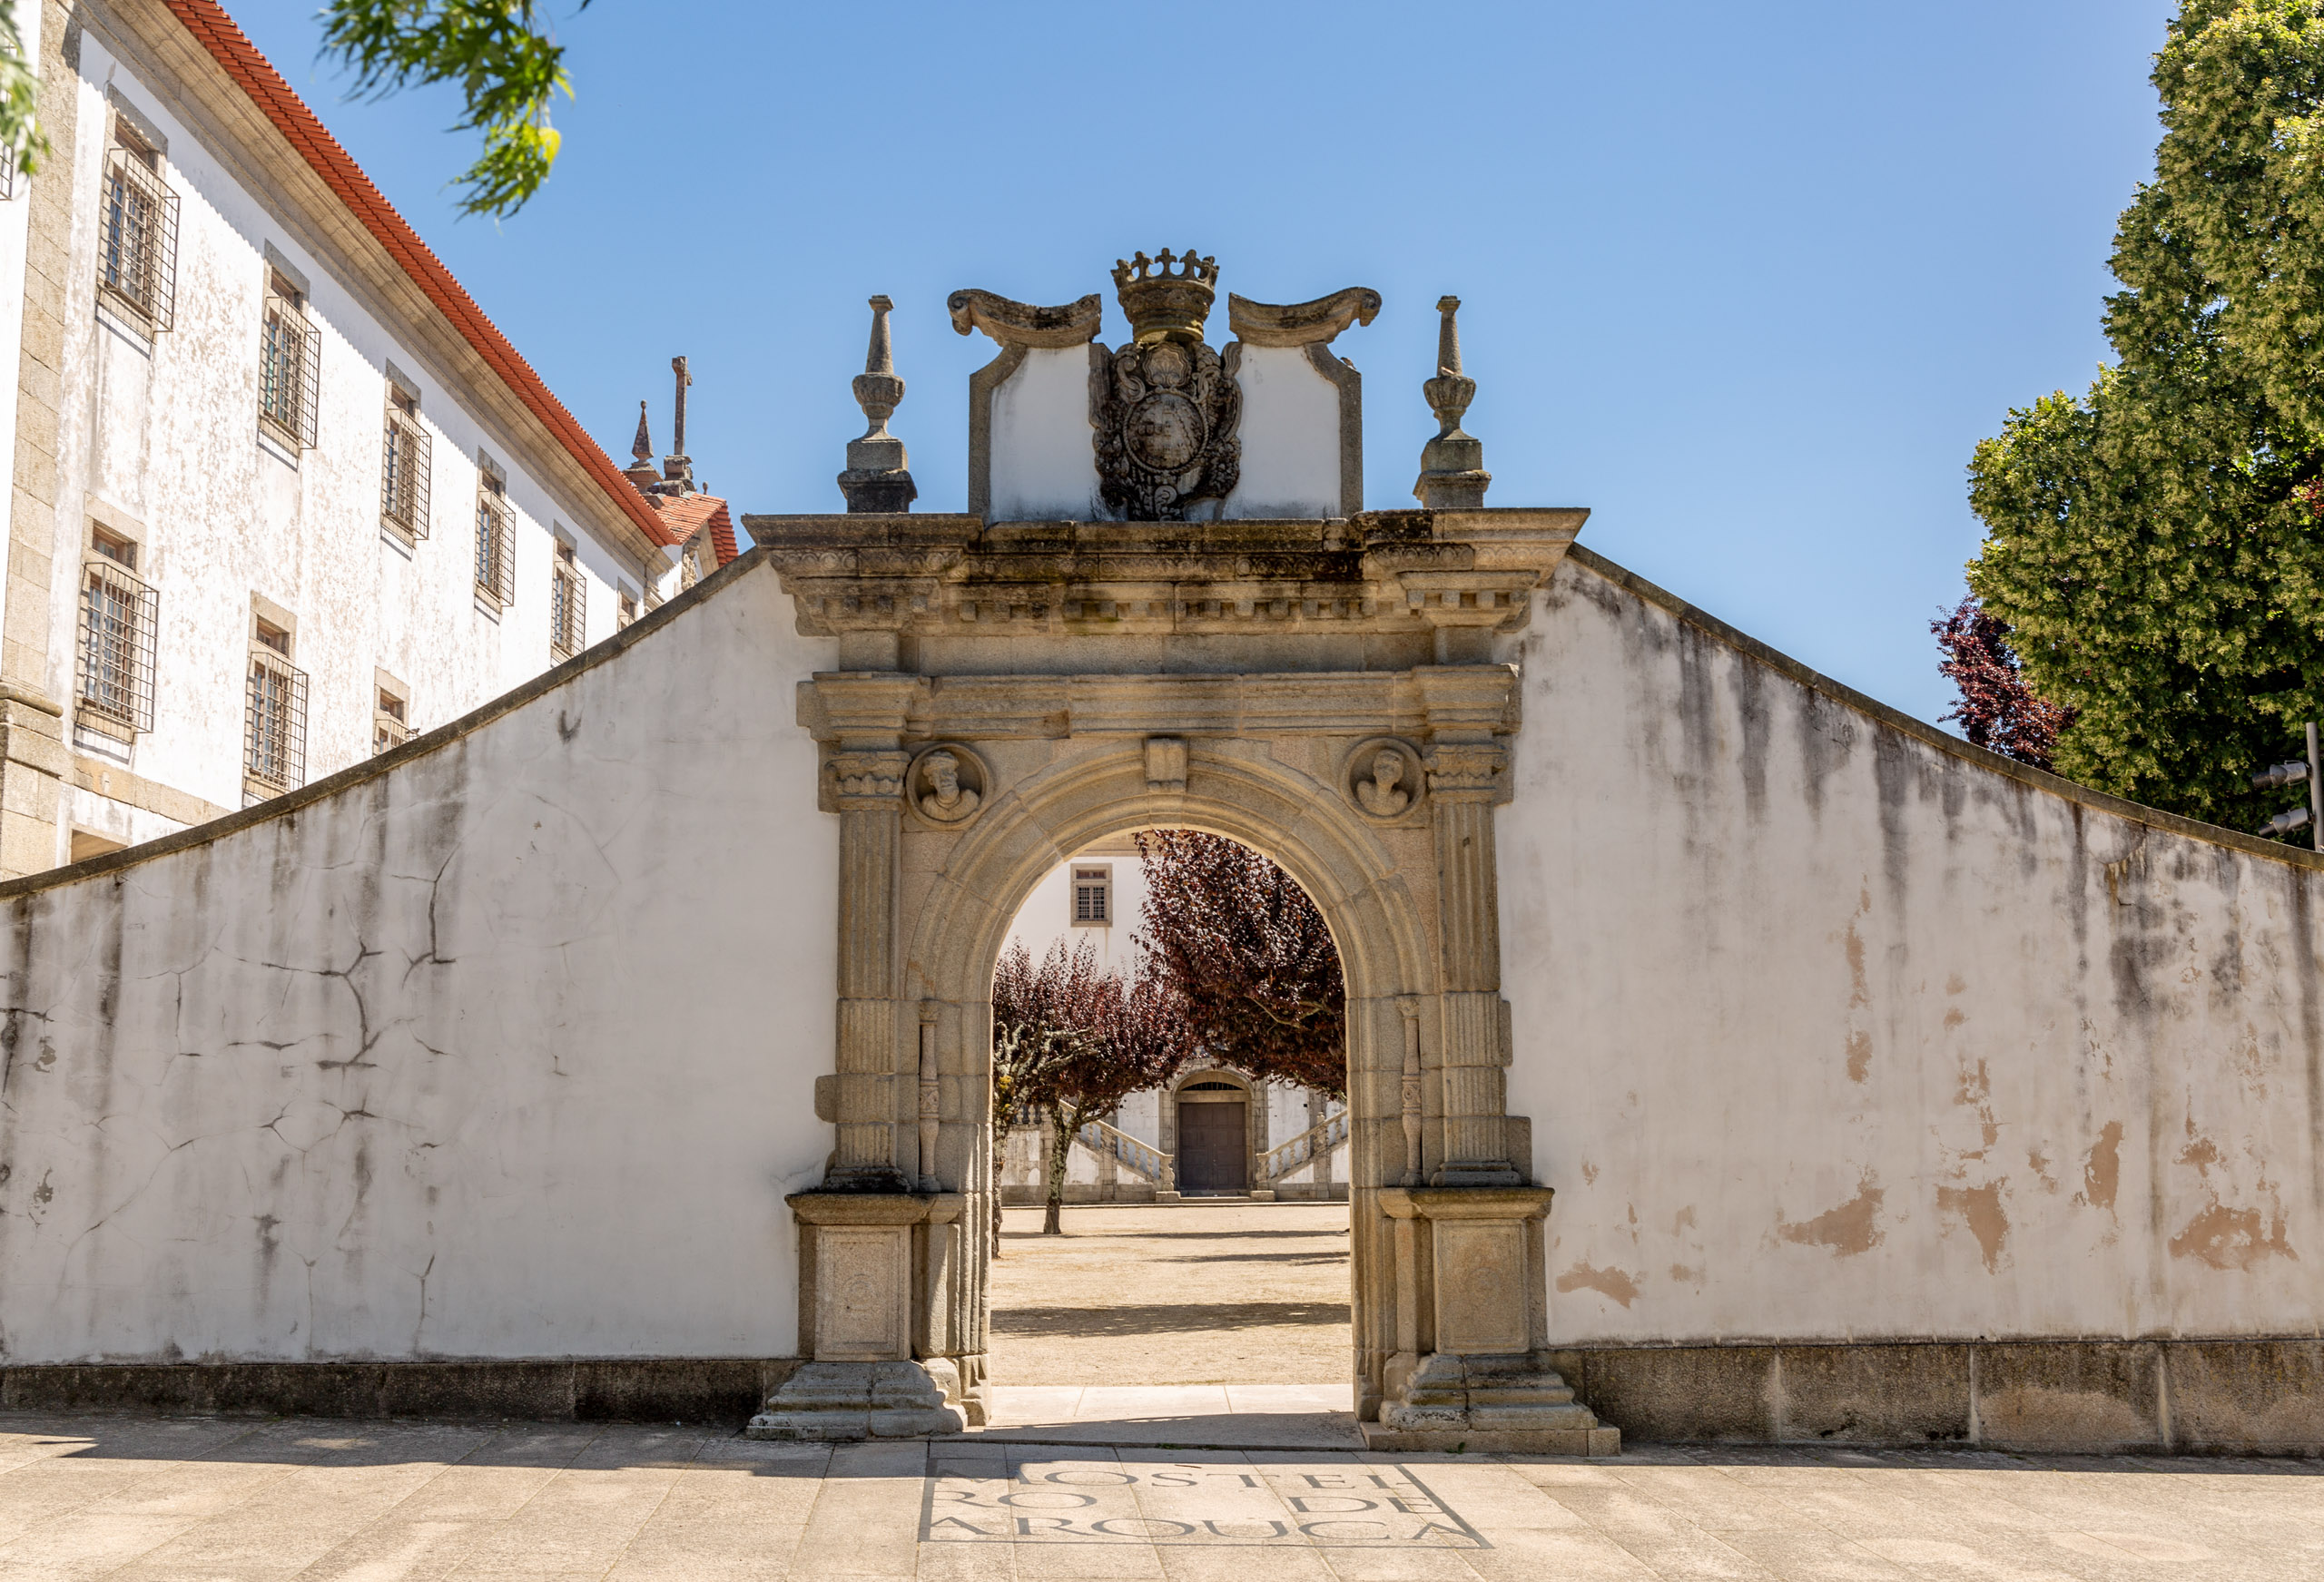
[549,540,585,661]
[75,545,157,741]
[1072,865,1112,926]
[380,389,430,540]
[98,142,178,332]
[244,633,308,796]
[259,274,320,448]
[474,475,514,608]
[373,685,410,755]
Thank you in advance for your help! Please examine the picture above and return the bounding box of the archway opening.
[984,827,1356,1406]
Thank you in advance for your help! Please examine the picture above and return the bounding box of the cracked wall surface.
[1506,553,2324,1345]
[0,560,837,1362]
[3,534,2319,1369]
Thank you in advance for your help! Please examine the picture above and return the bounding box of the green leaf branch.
[318,0,590,219]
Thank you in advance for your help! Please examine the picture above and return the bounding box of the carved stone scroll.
[947,290,1103,349]
[1226,287,1382,348]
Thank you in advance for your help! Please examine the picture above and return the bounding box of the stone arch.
[898,740,1435,1418]
[752,502,1617,1455]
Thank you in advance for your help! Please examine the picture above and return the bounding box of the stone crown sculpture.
[1111,248,1219,345]
[1413,295,1491,510]
[839,295,916,514]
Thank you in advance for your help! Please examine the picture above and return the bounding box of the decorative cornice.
[792,667,1520,750]
[743,509,1587,640]
[946,290,1104,349]
[1226,288,1382,349]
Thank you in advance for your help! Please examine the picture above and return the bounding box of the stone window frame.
[243,597,308,802]
[1070,861,1112,927]
[257,267,320,450]
[379,368,430,545]
[548,534,586,662]
[74,517,157,742]
[373,667,411,755]
[96,104,178,335]
[472,456,516,613]
[615,585,639,630]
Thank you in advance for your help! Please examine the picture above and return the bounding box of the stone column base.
[1364,1351,1619,1455]
[745,1360,963,1440]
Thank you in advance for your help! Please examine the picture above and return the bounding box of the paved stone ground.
[988,1204,1352,1387]
[4,1415,2324,1579]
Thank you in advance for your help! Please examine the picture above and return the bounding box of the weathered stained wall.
[0,558,838,1363]
[1502,548,2324,1348]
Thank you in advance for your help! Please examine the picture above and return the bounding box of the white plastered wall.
[0,561,838,1361]
[988,347,1098,521]
[1223,345,1341,520]
[48,34,655,858]
[1501,553,2324,1347]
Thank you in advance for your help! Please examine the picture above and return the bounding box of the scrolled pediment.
[1226,287,1383,349]
[946,290,1104,349]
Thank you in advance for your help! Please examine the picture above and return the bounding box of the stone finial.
[839,295,916,514]
[1413,295,1491,510]
[664,357,694,488]
[623,400,662,493]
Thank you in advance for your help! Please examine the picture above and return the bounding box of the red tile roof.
[161,1,679,549]
[651,494,740,567]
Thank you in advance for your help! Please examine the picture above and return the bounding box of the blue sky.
[233,0,2179,725]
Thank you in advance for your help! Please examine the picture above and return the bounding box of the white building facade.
[0,0,689,875]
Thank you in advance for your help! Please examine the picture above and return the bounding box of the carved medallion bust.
[916,749,981,824]
[1347,740,1422,821]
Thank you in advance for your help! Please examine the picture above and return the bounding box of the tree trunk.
[1043,1104,1074,1234]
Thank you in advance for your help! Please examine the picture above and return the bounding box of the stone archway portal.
[741,507,1617,1455]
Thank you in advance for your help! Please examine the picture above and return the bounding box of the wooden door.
[1177,1101,1248,1194]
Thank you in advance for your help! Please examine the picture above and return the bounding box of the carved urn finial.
[838,295,916,514]
[1413,295,1491,510]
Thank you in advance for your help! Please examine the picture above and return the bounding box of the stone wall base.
[0,1360,802,1427]
[1555,1339,2324,1455]
[996,1183,1350,1205]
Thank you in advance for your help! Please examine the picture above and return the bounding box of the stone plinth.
[1370,1184,1618,1455]
[746,1191,969,1440]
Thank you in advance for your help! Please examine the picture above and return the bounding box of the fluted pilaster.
[830,748,910,1189]
[1426,742,1518,1184]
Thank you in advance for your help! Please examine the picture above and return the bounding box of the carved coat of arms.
[1091,250,1241,520]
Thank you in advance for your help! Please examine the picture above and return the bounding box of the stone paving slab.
[5,1413,2324,1579]
[950,1386,1363,1449]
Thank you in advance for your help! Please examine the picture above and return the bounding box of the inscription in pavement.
[920,1456,1489,1548]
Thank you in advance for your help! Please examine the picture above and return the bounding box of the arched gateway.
[740,502,1615,1453]
[8,258,2320,1455]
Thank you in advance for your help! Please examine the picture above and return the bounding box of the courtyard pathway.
[986,1203,1352,1388]
[3,1414,2323,1579]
